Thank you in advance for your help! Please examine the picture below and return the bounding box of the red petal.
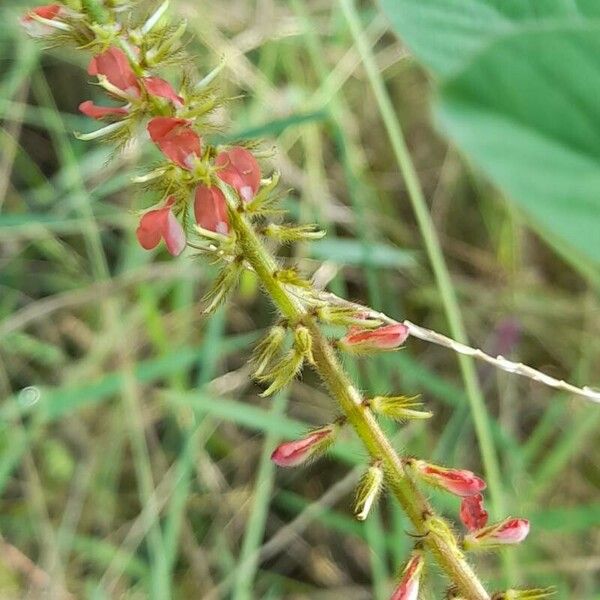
[88,47,140,96]
[194,185,229,234]
[147,117,201,170]
[79,100,128,120]
[390,554,423,600]
[143,77,183,107]
[164,210,186,256]
[136,207,169,250]
[460,494,489,531]
[270,429,332,468]
[25,4,61,20]
[215,146,261,202]
[344,323,409,349]
[421,464,486,497]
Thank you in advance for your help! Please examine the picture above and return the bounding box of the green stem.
[225,198,490,600]
[81,0,110,24]
[338,0,505,520]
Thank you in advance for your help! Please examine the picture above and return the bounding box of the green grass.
[0,0,599,598]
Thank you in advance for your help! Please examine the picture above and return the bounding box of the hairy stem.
[226,197,490,600]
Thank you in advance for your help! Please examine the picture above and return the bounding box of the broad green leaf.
[437,28,600,262]
[379,0,600,76]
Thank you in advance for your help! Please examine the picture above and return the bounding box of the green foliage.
[381,0,600,262]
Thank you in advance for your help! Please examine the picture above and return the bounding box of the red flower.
[215,146,261,202]
[135,197,186,256]
[466,518,530,549]
[194,185,229,234]
[78,101,128,120]
[341,323,409,352]
[21,4,64,36]
[390,553,423,600]
[147,117,202,170]
[271,426,336,468]
[460,493,489,532]
[88,47,141,97]
[412,460,486,497]
[143,77,184,107]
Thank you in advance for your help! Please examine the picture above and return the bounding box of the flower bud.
[215,146,261,202]
[354,462,384,521]
[340,323,409,354]
[465,518,530,550]
[492,587,555,600]
[136,196,186,256]
[409,460,486,497]
[459,493,488,532]
[21,4,67,37]
[390,552,424,600]
[370,395,432,421]
[252,325,287,378]
[294,325,314,364]
[147,117,202,170]
[271,424,337,468]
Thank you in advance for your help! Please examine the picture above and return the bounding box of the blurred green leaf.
[309,239,417,268]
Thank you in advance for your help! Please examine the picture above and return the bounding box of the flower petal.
[194,185,229,233]
[271,427,335,468]
[412,460,486,497]
[136,207,169,250]
[147,117,201,170]
[164,209,186,256]
[88,47,140,96]
[79,100,128,120]
[143,76,184,107]
[390,553,423,600]
[342,323,409,352]
[215,146,261,201]
[460,493,489,531]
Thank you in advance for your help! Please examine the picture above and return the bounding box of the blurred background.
[1,0,599,598]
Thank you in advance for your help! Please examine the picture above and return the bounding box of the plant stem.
[225,198,490,600]
[338,0,505,521]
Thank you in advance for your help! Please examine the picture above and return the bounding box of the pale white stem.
[315,291,600,405]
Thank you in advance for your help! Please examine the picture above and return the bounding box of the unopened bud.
[294,325,314,364]
[409,460,486,497]
[252,325,287,378]
[390,552,424,600]
[492,587,555,600]
[370,395,432,421]
[317,305,382,329]
[340,323,409,354]
[271,424,338,468]
[459,494,488,532]
[465,518,530,550]
[354,462,384,521]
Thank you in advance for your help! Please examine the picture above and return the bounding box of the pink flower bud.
[460,493,489,532]
[21,4,64,37]
[136,196,186,256]
[341,323,409,352]
[88,48,141,97]
[78,101,128,120]
[215,146,261,202]
[147,117,202,170]
[194,185,229,234]
[390,553,423,600]
[143,77,184,108]
[411,460,486,497]
[271,426,336,468]
[466,518,530,550]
